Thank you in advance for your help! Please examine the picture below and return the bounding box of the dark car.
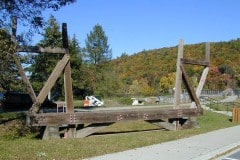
[2,92,56,112]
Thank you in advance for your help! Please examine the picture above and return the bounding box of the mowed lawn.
[0,110,237,160]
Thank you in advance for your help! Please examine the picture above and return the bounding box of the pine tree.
[68,34,84,98]
[29,15,63,96]
[0,30,21,91]
[0,0,76,93]
[84,24,112,65]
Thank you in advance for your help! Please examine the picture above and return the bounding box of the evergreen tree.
[29,15,63,96]
[84,24,112,65]
[68,34,84,98]
[0,0,76,93]
[0,29,22,91]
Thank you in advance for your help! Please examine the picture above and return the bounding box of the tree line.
[1,1,240,100]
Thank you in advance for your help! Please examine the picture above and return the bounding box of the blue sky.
[34,0,240,58]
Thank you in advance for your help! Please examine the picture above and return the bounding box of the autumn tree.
[159,72,176,94]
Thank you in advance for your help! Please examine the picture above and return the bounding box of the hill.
[105,39,240,96]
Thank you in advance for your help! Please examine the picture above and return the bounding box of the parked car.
[2,91,56,112]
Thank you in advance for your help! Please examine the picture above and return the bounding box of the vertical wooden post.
[173,39,184,130]
[11,16,36,103]
[190,43,210,108]
[174,39,184,109]
[62,23,75,138]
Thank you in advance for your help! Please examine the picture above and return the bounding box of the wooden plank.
[13,55,37,102]
[174,39,184,109]
[181,59,209,66]
[191,67,209,108]
[11,17,37,103]
[31,54,69,113]
[64,62,74,112]
[17,46,66,54]
[30,108,203,126]
[181,64,201,108]
[62,23,74,113]
[62,23,76,138]
[76,123,113,138]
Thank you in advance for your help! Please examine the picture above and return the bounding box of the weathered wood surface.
[11,17,37,103]
[76,123,113,138]
[62,23,74,113]
[181,64,201,108]
[174,39,184,109]
[31,108,203,126]
[17,46,66,54]
[37,54,69,103]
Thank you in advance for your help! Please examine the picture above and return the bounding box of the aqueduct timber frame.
[13,23,210,139]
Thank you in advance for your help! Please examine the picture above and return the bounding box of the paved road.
[85,125,240,160]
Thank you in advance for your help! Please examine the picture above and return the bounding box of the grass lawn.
[0,110,238,160]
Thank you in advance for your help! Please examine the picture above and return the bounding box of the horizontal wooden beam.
[181,58,209,66]
[17,46,66,54]
[30,108,203,126]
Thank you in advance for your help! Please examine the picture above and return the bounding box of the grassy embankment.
[0,108,238,160]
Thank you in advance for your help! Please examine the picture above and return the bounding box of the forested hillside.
[106,39,240,97]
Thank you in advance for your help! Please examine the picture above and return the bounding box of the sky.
[33,0,240,59]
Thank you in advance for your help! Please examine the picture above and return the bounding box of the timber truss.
[12,22,210,139]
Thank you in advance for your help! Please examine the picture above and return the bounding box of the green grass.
[0,110,238,160]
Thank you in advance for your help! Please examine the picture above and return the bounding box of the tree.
[68,34,84,98]
[84,24,112,65]
[159,72,176,94]
[0,0,76,93]
[29,15,62,96]
[0,0,76,30]
[0,29,22,91]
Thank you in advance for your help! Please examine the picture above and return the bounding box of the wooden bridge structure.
[12,22,210,139]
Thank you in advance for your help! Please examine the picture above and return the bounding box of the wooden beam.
[32,54,69,113]
[17,46,66,54]
[13,55,37,102]
[181,59,209,66]
[76,123,113,138]
[191,67,209,108]
[30,108,203,126]
[181,64,201,108]
[174,39,184,109]
[62,23,76,138]
[11,16,37,103]
[62,23,74,113]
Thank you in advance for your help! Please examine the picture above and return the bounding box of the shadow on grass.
[90,128,166,137]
